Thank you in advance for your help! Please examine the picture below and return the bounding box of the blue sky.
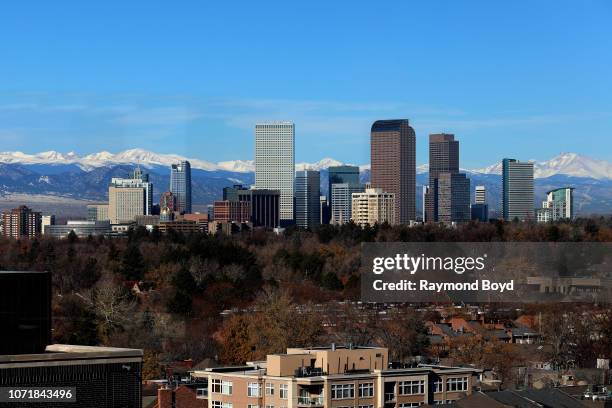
[0,1,611,168]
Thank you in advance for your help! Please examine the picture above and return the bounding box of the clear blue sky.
[0,1,611,168]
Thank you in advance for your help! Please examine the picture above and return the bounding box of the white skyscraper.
[255,122,295,224]
[475,185,486,204]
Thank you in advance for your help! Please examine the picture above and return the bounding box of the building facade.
[437,172,471,224]
[191,346,479,407]
[46,220,112,238]
[41,214,55,235]
[295,170,321,229]
[170,161,192,214]
[331,183,364,225]
[214,200,251,223]
[502,159,534,222]
[475,185,486,204]
[320,196,331,225]
[109,186,146,224]
[1,205,42,239]
[0,345,143,408]
[159,191,177,221]
[87,203,109,221]
[223,186,281,228]
[471,204,489,222]
[537,187,574,223]
[255,122,295,225]
[351,188,396,227]
[425,134,459,223]
[328,165,360,210]
[370,120,416,224]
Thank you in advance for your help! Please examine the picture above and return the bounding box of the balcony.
[297,396,324,406]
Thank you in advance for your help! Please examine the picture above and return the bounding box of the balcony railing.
[384,393,396,402]
[297,396,324,406]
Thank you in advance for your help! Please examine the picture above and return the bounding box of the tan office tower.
[108,187,145,224]
[370,120,416,223]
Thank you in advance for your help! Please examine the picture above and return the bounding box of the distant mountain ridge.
[0,149,611,215]
[1,149,611,179]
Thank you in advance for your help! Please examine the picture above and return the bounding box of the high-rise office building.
[370,120,416,224]
[320,196,331,224]
[537,187,574,223]
[328,165,360,186]
[223,184,248,201]
[170,161,192,214]
[131,167,153,215]
[425,133,459,222]
[255,122,295,225]
[1,205,42,239]
[351,188,396,227]
[295,170,321,229]
[108,169,152,224]
[108,168,153,218]
[222,185,281,228]
[108,186,145,224]
[422,185,429,221]
[471,204,489,222]
[437,173,471,223]
[502,159,534,222]
[475,185,486,204]
[331,183,364,225]
[242,189,281,228]
[328,165,360,209]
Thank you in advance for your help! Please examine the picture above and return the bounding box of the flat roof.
[0,270,48,274]
[0,344,143,365]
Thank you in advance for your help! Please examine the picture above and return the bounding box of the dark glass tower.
[295,170,321,229]
[327,165,360,211]
[170,161,192,214]
[425,134,459,222]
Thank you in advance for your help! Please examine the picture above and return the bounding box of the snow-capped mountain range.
[1,149,611,216]
[1,149,610,179]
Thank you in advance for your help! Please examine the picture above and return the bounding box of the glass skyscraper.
[170,160,192,214]
[328,165,360,211]
[295,170,320,229]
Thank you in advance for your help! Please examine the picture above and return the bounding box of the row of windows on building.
[210,377,468,399]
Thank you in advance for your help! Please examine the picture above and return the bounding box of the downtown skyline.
[0,1,611,167]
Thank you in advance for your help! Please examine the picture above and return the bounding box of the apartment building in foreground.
[188,345,480,407]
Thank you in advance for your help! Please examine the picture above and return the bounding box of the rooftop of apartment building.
[192,345,481,380]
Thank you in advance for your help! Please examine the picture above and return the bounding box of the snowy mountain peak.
[472,153,612,179]
[0,149,610,179]
[296,157,345,171]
